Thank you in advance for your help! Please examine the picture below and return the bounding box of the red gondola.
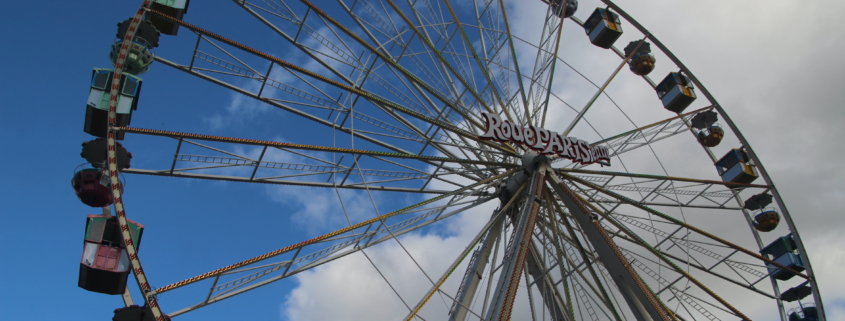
[72,168,120,207]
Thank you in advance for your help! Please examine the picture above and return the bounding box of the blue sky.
[0,2,309,320]
[2,1,844,321]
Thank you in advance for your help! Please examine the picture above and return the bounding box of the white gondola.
[84,68,142,139]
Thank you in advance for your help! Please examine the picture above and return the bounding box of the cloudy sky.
[1,1,843,321]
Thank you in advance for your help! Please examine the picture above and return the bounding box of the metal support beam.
[525,243,572,321]
[548,172,673,321]
[485,157,548,321]
[448,209,506,321]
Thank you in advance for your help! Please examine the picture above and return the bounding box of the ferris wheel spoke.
[239,0,521,167]
[231,1,515,170]
[520,6,565,126]
[525,244,570,321]
[533,199,626,321]
[561,37,641,136]
[239,2,474,150]
[154,169,512,316]
[500,32,609,139]
[405,201,511,321]
[118,126,513,168]
[402,0,503,113]
[441,0,511,118]
[186,59,502,171]
[493,0,530,120]
[557,168,768,211]
[560,179,752,321]
[546,180,770,320]
[241,0,443,120]
[585,105,714,162]
[339,0,469,123]
[470,0,521,109]
[620,249,732,321]
[541,197,626,321]
[297,0,491,132]
[573,200,765,289]
[562,171,809,284]
[533,225,621,321]
[118,126,512,192]
[549,171,682,321]
[150,11,518,159]
[620,236,776,300]
[608,212,772,289]
[157,51,516,176]
[375,0,504,118]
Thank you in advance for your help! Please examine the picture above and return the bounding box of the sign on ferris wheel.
[478,112,611,166]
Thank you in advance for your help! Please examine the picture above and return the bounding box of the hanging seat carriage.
[78,215,143,294]
[84,68,142,139]
[714,148,758,185]
[655,72,696,113]
[583,8,623,49]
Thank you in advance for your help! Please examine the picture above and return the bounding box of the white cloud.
[804,232,845,321]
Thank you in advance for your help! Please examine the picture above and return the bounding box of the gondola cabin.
[655,72,696,113]
[81,138,132,170]
[624,40,656,75]
[84,68,142,139]
[110,19,160,75]
[117,18,160,48]
[714,148,758,185]
[691,111,723,147]
[754,210,780,232]
[760,234,804,281]
[79,215,143,294]
[583,8,623,49]
[788,305,819,321]
[72,168,119,208]
[551,0,577,18]
[114,305,171,321]
[743,192,773,210]
[110,40,153,75]
[781,283,813,302]
[149,0,190,35]
[696,124,724,147]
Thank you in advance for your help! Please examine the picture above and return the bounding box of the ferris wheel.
[72,0,827,320]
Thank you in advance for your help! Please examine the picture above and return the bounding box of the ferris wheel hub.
[496,152,550,203]
[520,151,550,173]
